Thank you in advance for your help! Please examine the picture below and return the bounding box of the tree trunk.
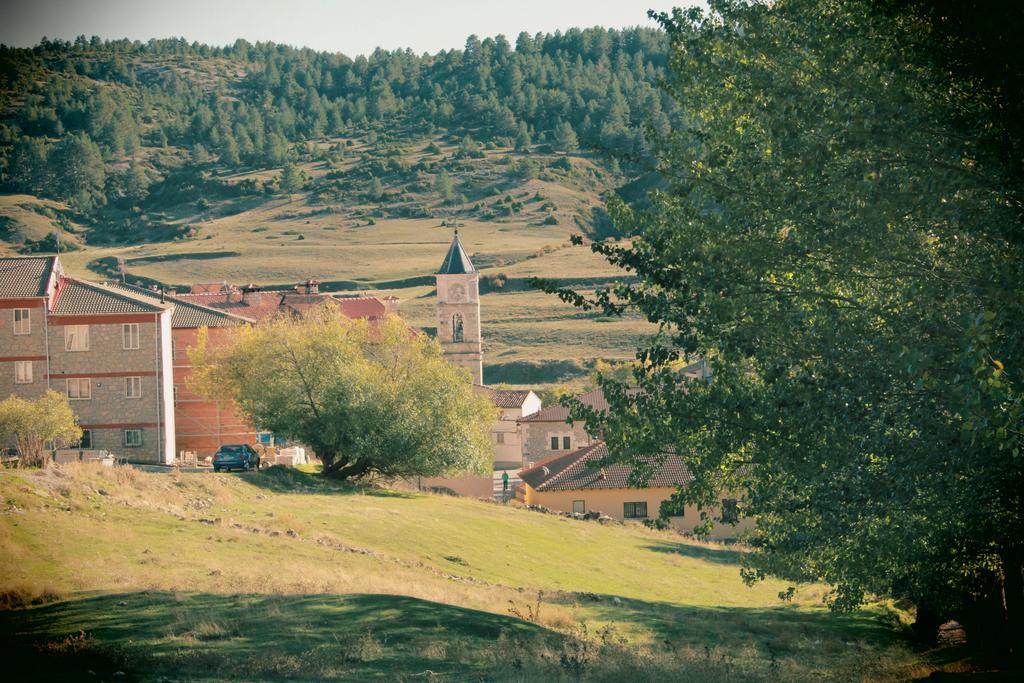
[911,601,943,647]
[958,556,1024,666]
[327,458,373,481]
[1000,547,1024,665]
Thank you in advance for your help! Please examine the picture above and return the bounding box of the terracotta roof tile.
[178,289,391,324]
[176,290,286,322]
[110,283,253,328]
[334,296,387,319]
[519,388,610,423]
[51,278,169,315]
[475,386,535,408]
[519,441,692,492]
[0,256,58,298]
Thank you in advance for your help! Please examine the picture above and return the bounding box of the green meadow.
[0,464,953,680]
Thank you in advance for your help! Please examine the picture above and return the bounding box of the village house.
[109,283,259,457]
[1,256,177,463]
[474,386,541,469]
[1,255,402,464]
[517,387,607,467]
[519,440,755,540]
[174,279,398,324]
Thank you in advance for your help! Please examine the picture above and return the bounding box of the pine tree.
[553,120,578,153]
[514,121,531,152]
[280,162,304,193]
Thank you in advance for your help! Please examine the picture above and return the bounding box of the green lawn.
[0,464,943,680]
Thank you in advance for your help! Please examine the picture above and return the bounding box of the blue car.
[212,444,261,472]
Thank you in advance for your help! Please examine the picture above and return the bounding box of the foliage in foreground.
[0,390,80,467]
[542,0,1023,661]
[190,306,494,480]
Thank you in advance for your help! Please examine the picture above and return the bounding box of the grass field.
[0,463,956,681]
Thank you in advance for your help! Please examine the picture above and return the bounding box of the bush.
[550,156,573,172]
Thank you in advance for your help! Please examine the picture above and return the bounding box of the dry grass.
[0,464,949,680]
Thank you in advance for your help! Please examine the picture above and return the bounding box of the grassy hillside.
[3,135,653,387]
[0,463,953,680]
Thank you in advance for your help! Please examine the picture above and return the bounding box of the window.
[122,323,140,350]
[173,386,179,406]
[562,436,571,450]
[572,500,586,514]
[624,502,649,519]
[171,339,176,361]
[14,361,33,384]
[496,432,505,444]
[550,436,559,450]
[125,376,142,399]
[123,429,143,447]
[13,308,30,335]
[67,378,91,400]
[64,325,89,351]
[452,313,464,342]
[76,430,93,449]
[721,499,739,524]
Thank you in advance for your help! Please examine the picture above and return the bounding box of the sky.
[0,0,688,57]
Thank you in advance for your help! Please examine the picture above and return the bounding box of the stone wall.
[520,420,597,467]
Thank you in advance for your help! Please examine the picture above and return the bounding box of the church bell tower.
[436,230,483,384]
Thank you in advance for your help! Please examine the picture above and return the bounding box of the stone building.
[111,283,258,458]
[2,257,398,463]
[1,256,176,463]
[518,388,607,467]
[435,231,483,384]
[474,386,541,469]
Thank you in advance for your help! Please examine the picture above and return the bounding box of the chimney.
[241,283,262,306]
[304,279,320,295]
[599,468,607,480]
[383,295,399,314]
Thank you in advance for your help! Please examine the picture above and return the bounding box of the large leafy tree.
[0,391,82,468]
[190,306,494,481]
[543,0,1023,660]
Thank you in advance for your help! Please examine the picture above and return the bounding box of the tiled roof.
[0,256,57,298]
[178,289,391,323]
[190,282,232,294]
[176,290,286,322]
[520,388,610,423]
[334,296,388,319]
[110,283,253,328]
[519,441,692,492]
[437,232,476,274]
[475,386,534,408]
[52,278,169,315]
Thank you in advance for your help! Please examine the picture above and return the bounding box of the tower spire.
[437,231,476,275]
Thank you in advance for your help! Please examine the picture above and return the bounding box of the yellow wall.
[522,484,755,541]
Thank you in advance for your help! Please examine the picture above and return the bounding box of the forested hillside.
[0,29,671,245]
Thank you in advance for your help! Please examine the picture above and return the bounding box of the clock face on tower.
[448,283,466,302]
